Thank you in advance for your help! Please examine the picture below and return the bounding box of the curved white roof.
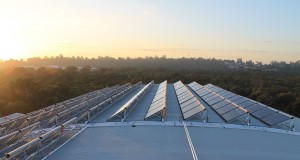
[1,82,300,160]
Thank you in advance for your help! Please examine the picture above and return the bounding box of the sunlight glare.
[0,25,26,60]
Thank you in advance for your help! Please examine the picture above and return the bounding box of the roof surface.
[43,83,300,160]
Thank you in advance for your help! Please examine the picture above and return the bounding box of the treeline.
[0,66,299,117]
[1,55,300,72]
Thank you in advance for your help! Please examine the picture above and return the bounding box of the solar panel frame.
[216,103,237,115]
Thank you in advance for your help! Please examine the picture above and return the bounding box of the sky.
[0,0,299,63]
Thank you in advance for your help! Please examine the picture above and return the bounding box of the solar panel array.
[0,122,39,150]
[0,82,137,155]
[87,85,136,122]
[4,117,77,160]
[189,82,248,122]
[205,84,293,126]
[173,81,206,120]
[145,81,167,120]
[189,82,293,126]
[108,81,154,122]
[0,86,112,135]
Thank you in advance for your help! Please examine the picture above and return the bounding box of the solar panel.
[227,95,242,102]
[183,105,205,119]
[252,108,277,119]
[179,95,193,104]
[174,81,206,120]
[197,88,207,93]
[152,93,165,103]
[146,103,166,118]
[149,100,165,112]
[205,84,214,89]
[261,113,291,126]
[238,101,256,108]
[213,89,224,94]
[207,96,224,106]
[198,90,211,97]
[151,97,165,107]
[222,93,236,99]
[176,87,188,95]
[145,81,167,120]
[211,100,230,110]
[244,103,265,113]
[176,87,189,97]
[177,90,189,97]
[216,90,228,95]
[204,95,219,102]
[210,87,223,93]
[188,82,198,87]
[173,81,181,87]
[155,89,166,96]
[156,87,166,94]
[208,87,218,91]
[192,85,203,91]
[174,84,184,90]
[202,92,215,99]
[222,108,246,122]
[181,98,196,108]
[178,93,193,102]
[232,98,248,105]
[216,103,237,115]
[181,101,199,113]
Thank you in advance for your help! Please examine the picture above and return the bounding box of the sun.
[0,33,26,60]
[0,42,22,60]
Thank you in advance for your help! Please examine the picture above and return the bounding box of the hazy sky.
[0,0,299,63]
